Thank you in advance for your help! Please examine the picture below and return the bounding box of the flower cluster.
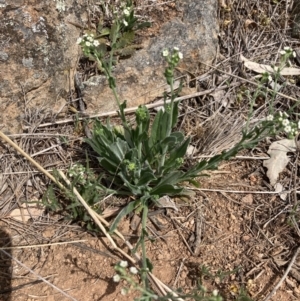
[68,163,95,186]
[113,261,139,283]
[264,111,299,138]
[76,33,99,56]
[279,46,296,67]
[280,46,296,58]
[112,261,158,298]
[162,47,183,85]
[122,6,131,27]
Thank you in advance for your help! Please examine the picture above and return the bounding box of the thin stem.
[141,203,149,290]
[158,76,175,174]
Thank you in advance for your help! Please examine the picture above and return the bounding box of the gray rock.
[0,0,87,133]
[0,0,219,133]
[83,0,219,115]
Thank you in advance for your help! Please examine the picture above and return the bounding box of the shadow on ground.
[0,229,12,301]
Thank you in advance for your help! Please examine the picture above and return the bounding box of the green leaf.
[150,184,183,196]
[110,199,141,232]
[110,22,119,43]
[110,138,128,162]
[171,101,179,128]
[165,137,190,166]
[158,170,184,186]
[146,257,153,272]
[137,170,156,186]
[118,172,142,195]
[136,21,151,30]
[99,27,110,37]
[150,109,162,147]
[98,157,120,174]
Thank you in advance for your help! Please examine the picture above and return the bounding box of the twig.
[201,61,300,103]
[0,240,86,250]
[196,155,270,160]
[0,130,61,187]
[172,220,194,255]
[58,170,117,249]
[26,83,239,129]
[192,188,298,194]
[0,249,78,301]
[263,246,300,301]
[173,258,186,287]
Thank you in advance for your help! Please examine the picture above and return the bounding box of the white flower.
[298,120,300,129]
[87,36,94,42]
[266,115,274,121]
[123,8,130,16]
[129,267,138,274]
[173,46,179,51]
[85,41,91,47]
[121,288,127,296]
[284,46,292,51]
[178,52,183,59]
[123,20,128,27]
[284,125,292,133]
[162,49,169,57]
[113,274,121,282]
[293,51,296,58]
[212,290,219,296]
[119,261,128,268]
[76,37,82,45]
[93,40,100,47]
[280,50,286,55]
[282,119,289,126]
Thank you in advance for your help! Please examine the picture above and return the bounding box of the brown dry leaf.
[240,55,300,75]
[263,139,296,186]
[101,207,121,218]
[156,196,178,211]
[244,19,257,29]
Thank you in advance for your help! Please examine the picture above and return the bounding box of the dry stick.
[0,131,60,187]
[192,188,295,194]
[200,61,300,103]
[0,240,86,250]
[58,170,117,249]
[263,246,300,301]
[28,82,240,129]
[173,258,186,287]
[0,249,78,301]
[0,133,121,280]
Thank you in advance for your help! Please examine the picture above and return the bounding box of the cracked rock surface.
[0,0,218,133]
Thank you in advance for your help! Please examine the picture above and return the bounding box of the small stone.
[241,194,253,204]
[242,235,250,241]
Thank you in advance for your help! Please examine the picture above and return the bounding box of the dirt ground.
[1,0,300,301]
[1,158,300,301]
